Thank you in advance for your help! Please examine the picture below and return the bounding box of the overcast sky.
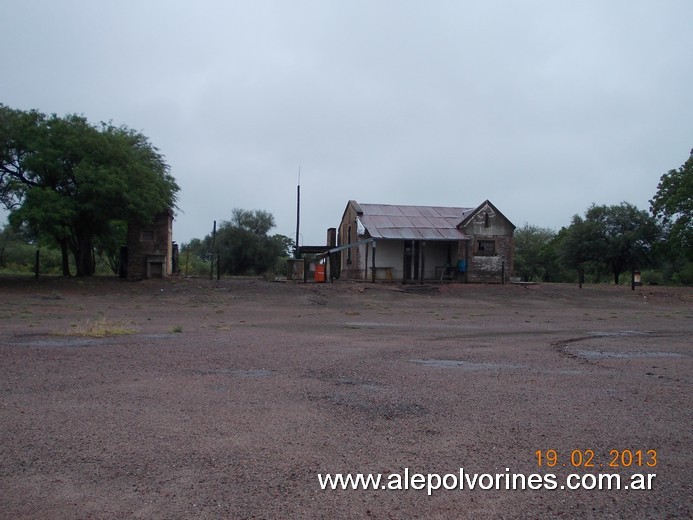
[2,0,692,246]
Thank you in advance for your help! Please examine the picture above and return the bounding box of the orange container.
[314,264,326,282]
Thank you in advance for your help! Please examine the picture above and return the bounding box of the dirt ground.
[0,276,691,519]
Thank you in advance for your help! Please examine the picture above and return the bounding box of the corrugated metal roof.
[357,203,472,241]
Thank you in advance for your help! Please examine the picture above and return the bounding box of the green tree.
[94,220,127,275]
[230,208,275,236]
[536,231,576,283]
[179,238,211,276]
[557,215,605,287]
[182,238,212,262]
[563,203,661,285]
[205,209,293,276]
[0,105,179,276]
[513,224,556,281]
[0,221,66,274]
[0,222,32,269]
[650,148,692,260]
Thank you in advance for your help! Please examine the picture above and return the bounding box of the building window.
[476,240,495,255]
[140,230,155,242]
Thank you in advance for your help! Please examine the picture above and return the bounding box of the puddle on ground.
[411,359,521,370]
[574,350,687,360]
[343,322,400,328]
[588,330,652,337]
[7,337,107,348]
[5,333,179,348]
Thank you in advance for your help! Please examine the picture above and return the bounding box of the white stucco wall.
[365,240,453,280]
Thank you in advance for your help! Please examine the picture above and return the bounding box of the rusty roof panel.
[367,215,393,228]
[441,228,469,239]
[403,228,424,239]
[426,217,451,228]
[378,228,404,239]
[417,206,439,218]
[406,216,432,228]
[356,203,473,241]
[398,206,423,217]
[375,205,403,217]
[418,228,444,239]
[389,216,414,227]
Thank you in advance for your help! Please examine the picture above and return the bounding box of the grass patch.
[64,317,137,337]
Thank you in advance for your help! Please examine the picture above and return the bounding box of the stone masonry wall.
[126,213,173,280]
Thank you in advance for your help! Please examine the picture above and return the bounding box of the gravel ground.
[0,277,691,519]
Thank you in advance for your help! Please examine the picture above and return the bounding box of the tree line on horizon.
[1,105,690,283]
[514,149,692,285]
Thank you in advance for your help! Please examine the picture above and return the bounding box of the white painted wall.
[366,240,455,280]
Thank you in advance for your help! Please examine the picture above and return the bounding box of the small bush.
[672,262,693,285]
[640,270,663,285]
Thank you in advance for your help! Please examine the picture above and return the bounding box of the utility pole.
[294,167,301,259]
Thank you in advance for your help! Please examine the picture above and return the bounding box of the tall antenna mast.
[294,166,301,259]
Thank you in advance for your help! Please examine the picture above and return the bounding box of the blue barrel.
[457,260,467,272]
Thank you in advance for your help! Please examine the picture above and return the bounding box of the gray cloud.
[1,0,691,246]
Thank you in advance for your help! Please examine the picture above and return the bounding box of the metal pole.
[294,175,301,259]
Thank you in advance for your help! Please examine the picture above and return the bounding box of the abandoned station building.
[335,200,515,283]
